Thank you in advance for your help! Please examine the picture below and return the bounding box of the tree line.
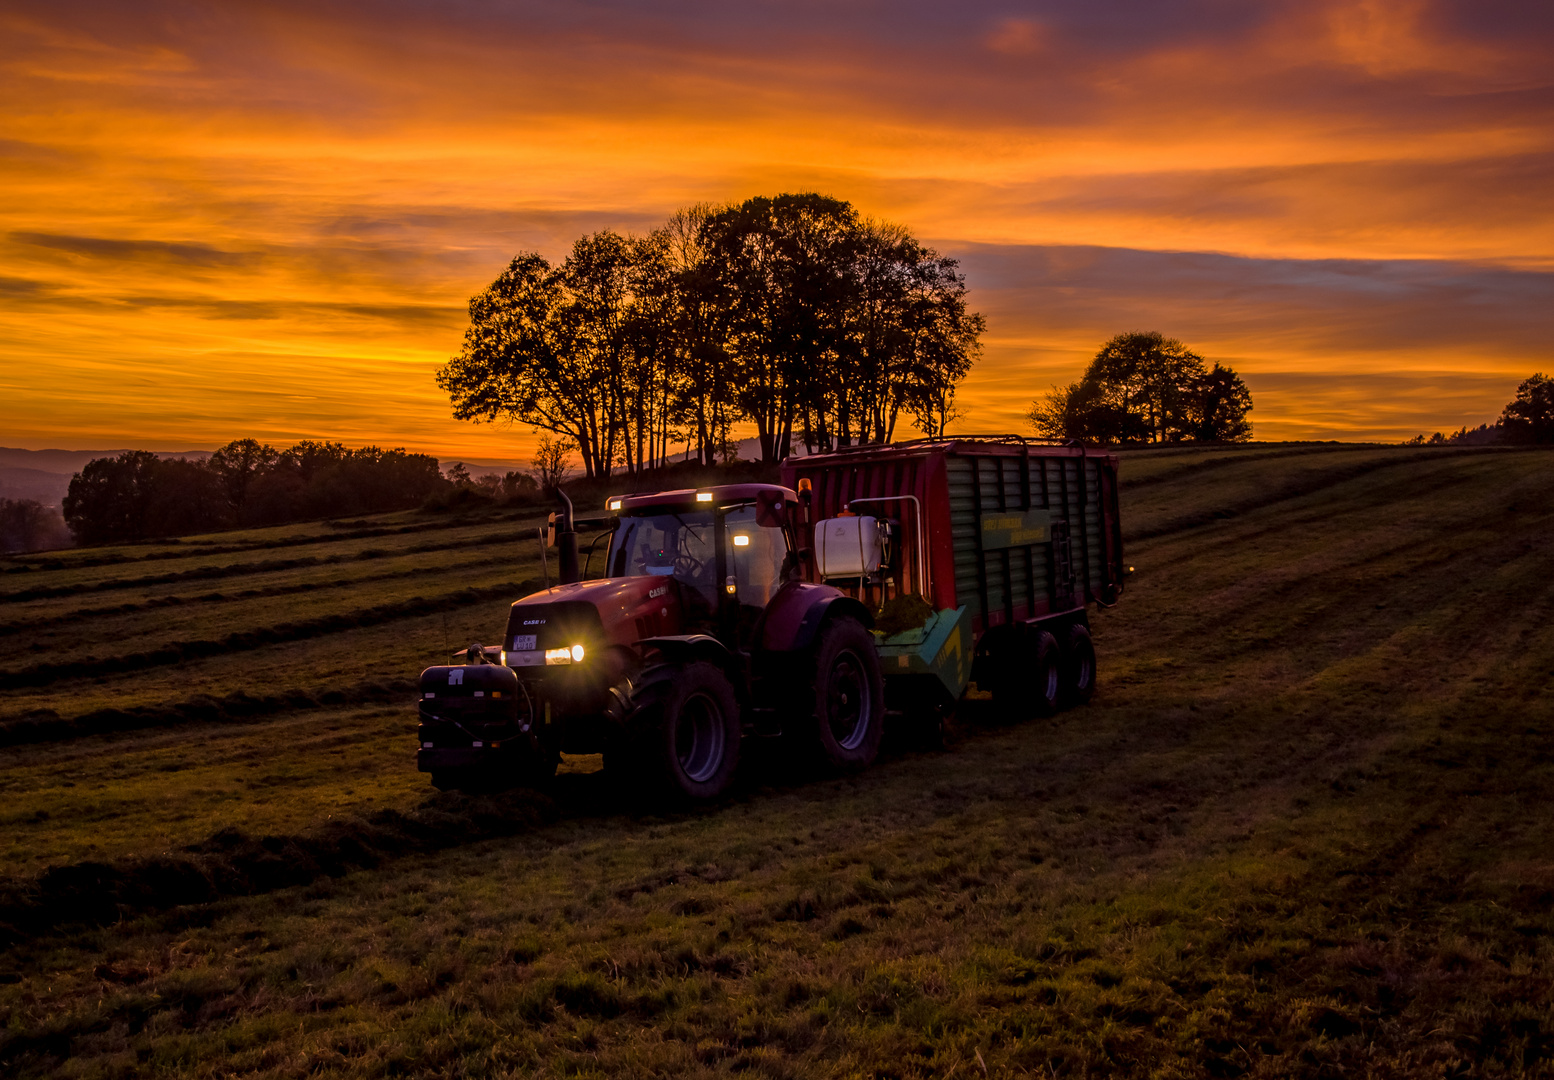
[1406,374,1554,446]
[1029,331,1253,445]
[438,193,986,477]
[61,439,451,545]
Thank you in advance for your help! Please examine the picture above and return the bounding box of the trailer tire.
[993,628,1061,721]
[625,662,741,803]
[1062,624,1097,705]
[788,617,885,772]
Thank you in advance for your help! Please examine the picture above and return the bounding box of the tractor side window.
[725,506,787,606]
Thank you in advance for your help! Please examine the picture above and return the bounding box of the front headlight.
[570,643,585,663]
[544,644,587,665]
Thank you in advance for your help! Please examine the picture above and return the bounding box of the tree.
[208,438,278,515]
[1191,363,1254,442]
[62,451,163,544]
[532,435,572,491]
[1500,373,1554,444]
[1029,332,1252,445]
[441,195,985,469]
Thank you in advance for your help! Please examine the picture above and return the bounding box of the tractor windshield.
[608,504,788,608]
[610,510,718,592]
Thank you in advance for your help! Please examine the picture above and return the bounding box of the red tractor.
[415,438,1125,801]
[416,482,883,800]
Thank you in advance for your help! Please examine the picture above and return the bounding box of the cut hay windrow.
[0,789,560,949]
[0,549,535,639]
[0,510,541,577]
[0,580,541,690]
[0,527,540,603]
[0,677,416,747]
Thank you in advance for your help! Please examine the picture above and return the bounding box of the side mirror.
[546,512,558,549]
[755,489,789,528]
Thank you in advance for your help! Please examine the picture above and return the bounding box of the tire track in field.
[0,526,542,604]
[0,580,538,690]
[0,548,536,639]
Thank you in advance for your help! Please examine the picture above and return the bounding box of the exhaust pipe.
[555,489,580,584]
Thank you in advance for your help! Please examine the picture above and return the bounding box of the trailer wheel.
[789,617,885,772]
[1062,624,1097,705]
[993,629,1061,721]
[629,662,741,802]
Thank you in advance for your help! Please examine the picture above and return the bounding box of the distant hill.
[0,447,214,508]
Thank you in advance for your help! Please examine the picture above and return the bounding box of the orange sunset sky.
[3,0,1552,462]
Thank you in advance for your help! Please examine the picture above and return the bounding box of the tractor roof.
[605,483,797,514]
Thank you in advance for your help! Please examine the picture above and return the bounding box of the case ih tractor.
[415,437,1124,801]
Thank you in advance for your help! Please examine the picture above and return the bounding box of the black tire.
[788,617,885,772]
[1062,623,1097,705]
[992,628,1061,721]
[628,661,742,802]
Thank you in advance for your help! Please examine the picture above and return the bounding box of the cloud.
[11,232,257,267]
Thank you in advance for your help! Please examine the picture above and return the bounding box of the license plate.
[512,634,537,650]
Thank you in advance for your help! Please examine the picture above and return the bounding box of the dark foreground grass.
[1,445,1551,1077]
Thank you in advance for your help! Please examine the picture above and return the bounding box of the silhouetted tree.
[208,438,278,515]
[443,194,984,469]
[1029,332,1252,445]
[532,435,572,492]
[63,451,163,544]
[1500,373,1554,444]
[1191,363,1254,442]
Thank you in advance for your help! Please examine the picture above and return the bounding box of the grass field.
[2,444,1552,1077]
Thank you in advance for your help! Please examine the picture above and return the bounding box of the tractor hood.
[504,576,685,655]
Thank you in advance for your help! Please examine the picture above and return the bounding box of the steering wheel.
[674,553,705,579]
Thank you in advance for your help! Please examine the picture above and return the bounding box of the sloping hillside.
[2,444,1552,1078]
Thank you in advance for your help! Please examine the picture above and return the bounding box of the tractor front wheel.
[628,661,742,802]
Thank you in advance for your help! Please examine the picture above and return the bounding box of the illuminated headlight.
[732,534,750,547]
[696,492,712,502]
[608,499,622,511]
[544,644,586,665]
[571,643,585,662]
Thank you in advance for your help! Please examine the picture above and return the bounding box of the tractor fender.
[760,582,874,653]
[634,634,745,696]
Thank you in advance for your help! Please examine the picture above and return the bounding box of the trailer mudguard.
[759,581,873,653]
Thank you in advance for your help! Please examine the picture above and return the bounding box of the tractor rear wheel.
[627,661,742,802]
[788,617,885,772]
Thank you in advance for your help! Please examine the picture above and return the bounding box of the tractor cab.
[603,484,796,647]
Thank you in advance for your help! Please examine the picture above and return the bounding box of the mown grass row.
[0,581,540,690]
[0,507,544,577]
[0,516,546,603]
